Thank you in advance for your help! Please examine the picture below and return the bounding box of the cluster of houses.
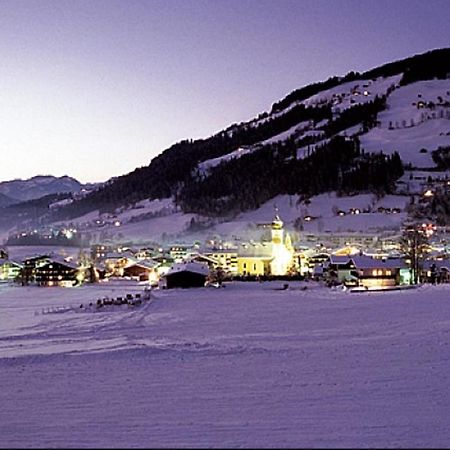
[1,212,449,289]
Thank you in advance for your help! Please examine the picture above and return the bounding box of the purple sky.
[0,0,449,183]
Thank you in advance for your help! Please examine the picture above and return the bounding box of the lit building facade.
[237,214,295,277]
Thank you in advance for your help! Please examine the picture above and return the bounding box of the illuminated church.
[270,214,294,275]
[236,213,295,277]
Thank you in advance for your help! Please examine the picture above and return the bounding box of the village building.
[351,255,410,288]
[302,250,330,277]
[133,246,158,260]
[302,231,382,250]
[327,255,357,284]
[34,257,81,287]
[92,261,108,281]
[19,254,52,285]
[152,254,175,277]
[123,259,159,284]
[190,253,223,271]
[201,248,238,275]
[0,260,23,281]
[103,251,136,276]
[91,244,112,261]
[236,214,295,277]
[422,260,450,283]
[237,242,273,276]
[162,261,209,289]
[324,254,410,287]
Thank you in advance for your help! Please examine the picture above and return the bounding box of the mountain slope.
[0,175,84,202]
[9,47,450,231]
[0,192,17,208]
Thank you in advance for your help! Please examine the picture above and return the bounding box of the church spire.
[272,204,283,229]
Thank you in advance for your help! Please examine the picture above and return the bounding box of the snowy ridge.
[0,175,84,202]
[301,74,402,111]
[196,76,450,178]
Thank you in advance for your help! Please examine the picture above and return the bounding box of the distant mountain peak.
[0,175,85,202]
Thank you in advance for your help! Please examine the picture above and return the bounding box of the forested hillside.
[30,47,450,222]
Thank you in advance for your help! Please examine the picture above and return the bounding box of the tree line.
[176,136,404,216]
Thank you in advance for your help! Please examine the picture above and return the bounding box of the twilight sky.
[0,0,449,183]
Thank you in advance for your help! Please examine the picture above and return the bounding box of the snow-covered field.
[1,280,450,448]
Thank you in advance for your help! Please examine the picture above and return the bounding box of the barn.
[163,261,209,289]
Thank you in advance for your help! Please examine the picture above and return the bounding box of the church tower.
[271,214,284,245]
[270,211,293,276]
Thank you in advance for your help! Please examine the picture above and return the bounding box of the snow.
[115,198,175,221]
[47,198,192,245]
[396,169,450,194]
[296,138,330,159]
[301,74,402,111]
[110,211,198,243]
[337,124,362,137]
[5,78,449,249]
[196,76,407,177]
[42,191,411,246]
[5,245,86,262]
[360,79,450,168]
[0,175,83,202]
[196,146,257,176]
[361,118,450,168]
[165,261,209,276]
[198,78,450,178]
[259,120,311,145]
[6,189,411,248]
[209,193,409,240]
[2,280,450,447]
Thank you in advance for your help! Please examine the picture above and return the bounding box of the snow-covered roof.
[238,243,273,259]
[125,259,158,270]
[22,254,51,263]
[42,257,79,270]
[164,261,210,277]
[351,256,407,270]
[0,259,23,268]
[104,251,134,260]
[202,247,239,255]
[423,260,450,271]
[329,255,352,265]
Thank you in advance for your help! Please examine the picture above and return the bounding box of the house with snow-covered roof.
[351,255,410,288]
[200,247,239,275]
[34,257,82,287]
[325,254,410,287]
[104,251,136,276]
[327,255,356,283]
[162,261,210,289]
[0,259,23,281]
[123,259,159,284]
[19,254,52,285]
[422,260,450,284]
